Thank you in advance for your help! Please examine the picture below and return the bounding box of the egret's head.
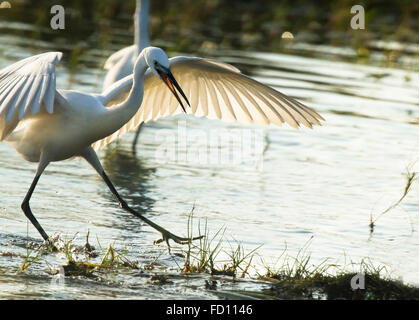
[144,47,170,74]
[143,47,190,112]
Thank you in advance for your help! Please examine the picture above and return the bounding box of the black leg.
[21,159,50,242]
[100,170,196,242]
[81,147,202,249]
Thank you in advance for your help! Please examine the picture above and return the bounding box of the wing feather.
[198,77,209,117]
[13,76,33,116]
[222,79,254,123]
[150,85,161,121]
[211,76,236,121]
[44,73,57,114]
[189,75,199,115]
[203,76,222,119]
[142,85,154,122]
[0,52,62,141]
[229,79,270,125]
[0,75,20,107]
[237,80,284,126]
[104,45,136,70]
[22,75,43,119]
[2,77,27,121]
[33,75,50,115]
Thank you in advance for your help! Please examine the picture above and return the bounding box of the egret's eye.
[154,61,158,67]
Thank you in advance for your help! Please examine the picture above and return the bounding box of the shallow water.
[0,1,419,299]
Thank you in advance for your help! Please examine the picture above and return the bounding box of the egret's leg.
[21,157,50,241]
[131,123,143,156]
[81,147,202,249]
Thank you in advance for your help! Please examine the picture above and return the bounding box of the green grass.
[181,212,260,277]
[20,224,56,272]
[256,239,419,300]
[258,237,335,282]
[20,246,44,272]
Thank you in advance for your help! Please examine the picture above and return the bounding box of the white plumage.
[0,52,60,140]
[0,47,324,247]
[102,0,151,152]
[102,0,150,90]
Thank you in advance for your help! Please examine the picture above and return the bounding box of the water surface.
[0,0,418,299]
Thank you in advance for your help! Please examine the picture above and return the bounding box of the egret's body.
[0,46,324,247]
[8,92,94,161]
[7,77,141,164]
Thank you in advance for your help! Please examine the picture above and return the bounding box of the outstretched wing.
[93,56,324,150]
[103,45,136,70]
[0,52,62,140]
[102,45,137,90]
[138,56,324,128]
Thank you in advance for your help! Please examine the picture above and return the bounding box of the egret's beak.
[157,67,190,113]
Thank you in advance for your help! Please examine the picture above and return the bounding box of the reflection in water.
[101,145,156,230]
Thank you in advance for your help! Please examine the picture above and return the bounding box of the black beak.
[158,67,190,113]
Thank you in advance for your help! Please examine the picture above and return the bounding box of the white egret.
[103,0,150,90]
[103,0,151,153]
[0,46,324,248]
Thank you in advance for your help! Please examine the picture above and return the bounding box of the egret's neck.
[99,54,148,140]
[134,0,150,55]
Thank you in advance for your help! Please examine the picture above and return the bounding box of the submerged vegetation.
[53,232,139,277]
[7,219,418,300]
